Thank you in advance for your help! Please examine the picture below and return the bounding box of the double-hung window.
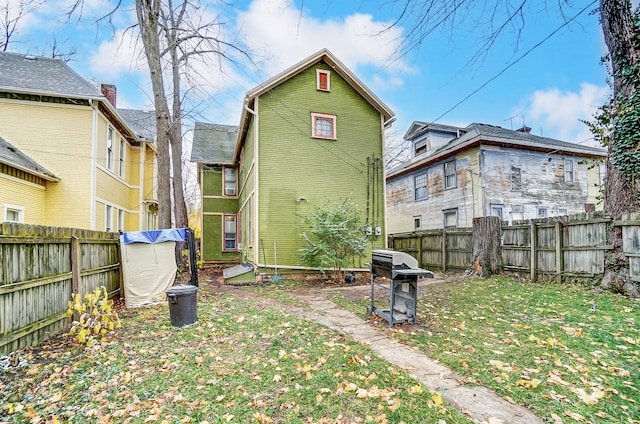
[119,138,126,177]
[414,173,428,201]
[311,113,337,140]
[107,127,114,171]
[444,160,456,189]
[224,167,237,196]
[224,215,237,250]
[105,205,112,231]
[564,159,574,182]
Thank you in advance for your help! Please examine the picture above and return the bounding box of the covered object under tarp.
[120,229,187,308]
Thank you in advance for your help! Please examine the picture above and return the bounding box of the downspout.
[382,116,395,247]
[89,99,98,230]
[139,141,146,229]
[480,149,487,217]
[244,100,259,266]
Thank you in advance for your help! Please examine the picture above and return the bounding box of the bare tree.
[1,0,43,51]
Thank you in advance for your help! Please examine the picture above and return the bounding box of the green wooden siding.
[201,169,240,262]
[254,62,386,269]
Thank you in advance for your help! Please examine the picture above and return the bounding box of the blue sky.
[5,0,609,148]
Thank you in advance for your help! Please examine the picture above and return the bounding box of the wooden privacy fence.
[0,223,120,355]
[388,212,632,281]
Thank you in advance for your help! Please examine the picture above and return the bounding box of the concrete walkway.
[222,283,544,424]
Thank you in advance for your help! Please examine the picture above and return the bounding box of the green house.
[191,49,395,277]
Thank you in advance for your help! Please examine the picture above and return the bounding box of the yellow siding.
[0,102,93,228]
[0,100,157,231]
[0,176,46,224]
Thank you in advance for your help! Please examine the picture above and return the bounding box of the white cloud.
[88,29,146,79]
[521,83,610,146]
[236,0,408,85]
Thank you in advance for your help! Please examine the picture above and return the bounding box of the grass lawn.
[327,275,640,424]
[0,286,471,424]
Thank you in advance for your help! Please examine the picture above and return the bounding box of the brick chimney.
[100,84,117,107]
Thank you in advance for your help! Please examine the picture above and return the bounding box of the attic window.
[311,112,337,139]
[317,69,330,92]
[414,138,427,156]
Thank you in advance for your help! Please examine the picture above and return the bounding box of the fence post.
[530,220,537,282]
[441,229,447,272]
[71,235,81,295]
[555,221,564,283]
[417,234,423,268]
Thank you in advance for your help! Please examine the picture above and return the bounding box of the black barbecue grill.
[368,249,433,327]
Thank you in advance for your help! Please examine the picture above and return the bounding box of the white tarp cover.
[120,229,186,308]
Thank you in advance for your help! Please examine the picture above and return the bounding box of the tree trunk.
[600,0,640,218]
[471,216,502,277]
[136,0,172,229]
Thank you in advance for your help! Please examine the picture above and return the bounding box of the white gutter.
[139,142,146,229]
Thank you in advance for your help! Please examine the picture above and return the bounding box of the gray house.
[386,121,606,233]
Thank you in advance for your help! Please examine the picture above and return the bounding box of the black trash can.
[166,284,198,327]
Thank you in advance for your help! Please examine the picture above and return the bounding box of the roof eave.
[387,135,606,180]
[0,158,60,182]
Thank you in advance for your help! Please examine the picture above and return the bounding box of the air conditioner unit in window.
[225,188,236,195]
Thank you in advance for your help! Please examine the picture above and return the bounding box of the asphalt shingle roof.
[190,122,238,164]
[0,51,102,98]
[0,136,58,181]
[117,109,157,142]
[435,123,606,156]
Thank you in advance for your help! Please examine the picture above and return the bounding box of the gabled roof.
[404,121,465,140]
[235,49,395,159]
[0,136,59,182]
[0,52,102,98]
[191,122,238,164]
[388,121,607,180]
[0,52,154,145]
[117,109,157,142]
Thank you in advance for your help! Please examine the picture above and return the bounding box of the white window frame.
[564,159,574,182]
[107,127,114,171]
[223,167,237,196]
[444,208,458,228]
[537,207,548,218]
[414,172,428,201]
[558,208,568,216]
[311,112,337,140]
[223,214,237,251]
[316,69,330,92]
[444,160,456,189]
[3,204,24,223]
[118,209,125,231]
[119,137,126,177]
[105,205,113,231]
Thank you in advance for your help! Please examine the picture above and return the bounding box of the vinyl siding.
[255,62,385,268]
[0,176,46,224]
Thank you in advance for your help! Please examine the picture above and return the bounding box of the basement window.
[443,208,458,228]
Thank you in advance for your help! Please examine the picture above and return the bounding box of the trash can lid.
[166,284,198,296]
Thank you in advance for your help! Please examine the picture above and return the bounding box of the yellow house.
[0,52,158,231]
